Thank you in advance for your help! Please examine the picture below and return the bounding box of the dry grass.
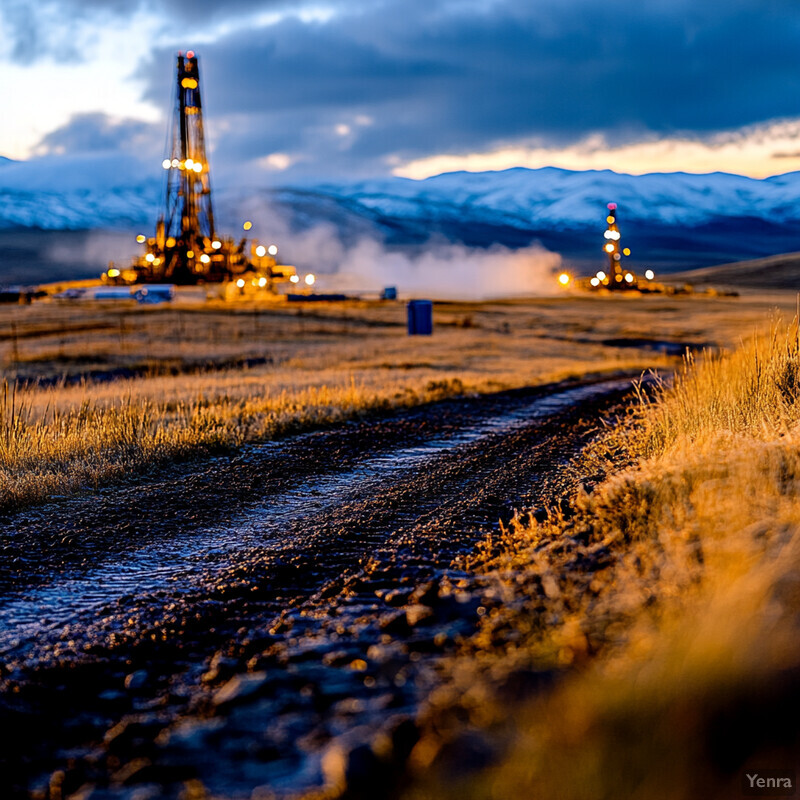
[0,295,689,515]
[0,292,791,380]
[405,317,800,800]
[0,291,794,516]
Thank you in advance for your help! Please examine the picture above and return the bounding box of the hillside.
[671,251,800,289]
[3,160,800,280]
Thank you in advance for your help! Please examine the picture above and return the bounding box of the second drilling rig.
[105,51,296,290]
[557,202,666,293]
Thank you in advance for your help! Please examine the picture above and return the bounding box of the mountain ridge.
[1,160,800,279]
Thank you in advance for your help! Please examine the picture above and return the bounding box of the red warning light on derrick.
[186,50,195,59]
[607,202,617,210]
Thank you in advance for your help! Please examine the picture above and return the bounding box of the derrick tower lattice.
[106,51,297,290]
[600,202,634,289]
[577,203,660,292]
[162,52,216,272]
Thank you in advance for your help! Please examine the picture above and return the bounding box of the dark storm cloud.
[127,0,800,176]
[3,1,86,64]
[16,0,800,178]
[34,113,161,157]
[0,0,313,63]
[4,3,39,64]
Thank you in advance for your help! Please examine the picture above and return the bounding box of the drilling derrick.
[577,202,638,290]
[602,203,631,288]
[162,52,217,281]
[565,202,661,292]
[106,51,298,292]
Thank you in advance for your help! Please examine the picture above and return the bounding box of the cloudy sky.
[2,0,800,183]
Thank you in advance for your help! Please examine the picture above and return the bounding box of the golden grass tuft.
[627,323,800,456]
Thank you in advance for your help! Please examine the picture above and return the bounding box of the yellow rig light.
[623,248,631,256]
[605,243,615,252]
[268,244,278,256]
[187,250,194,258]
[200,254,211,264]
[166,237,176,248]
[243,221,253,231]
[193,162,202,172]
[597,271,606,280]
[607,216,615,224]
[145,253,155,262]
[236,278,245,288]
[305,273,316,286]
[136,234,146,243]
[258,277,267,288]
[290,274,300,284]
[212,240,221,249]
[590,277,599,286]
[255,245,266,257]
[558,273,571,286]
[185,158,194,169]
[645,269,655,280]
[162,159,171,169]
[107,268,120,278]
[625,273,634,283]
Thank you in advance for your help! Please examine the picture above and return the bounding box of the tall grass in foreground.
[406,322,800,800]
[627,322,800,456]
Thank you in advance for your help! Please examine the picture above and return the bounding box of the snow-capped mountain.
[326,167,800,228]
[4,160,800,231]
[2,159,800,281]
[0,154,158,230]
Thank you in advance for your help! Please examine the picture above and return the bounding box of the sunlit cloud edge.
[392,119,800,181]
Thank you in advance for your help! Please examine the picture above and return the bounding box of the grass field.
[0,291,795,515]
[404,314,800,800]
[0,292,792,381]
[3,288,800,798]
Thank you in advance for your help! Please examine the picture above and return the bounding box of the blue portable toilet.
[407,299,433,335]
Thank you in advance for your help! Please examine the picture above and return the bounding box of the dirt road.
[0,375,638,799]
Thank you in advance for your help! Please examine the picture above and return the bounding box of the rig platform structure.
[558,203,665,293]
[104,51,296,292]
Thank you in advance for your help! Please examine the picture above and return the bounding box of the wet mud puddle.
[0,377,632,658]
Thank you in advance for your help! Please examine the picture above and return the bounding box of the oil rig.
[589,202,649,290]
[104,51,296,290]
[558,203,659,292]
